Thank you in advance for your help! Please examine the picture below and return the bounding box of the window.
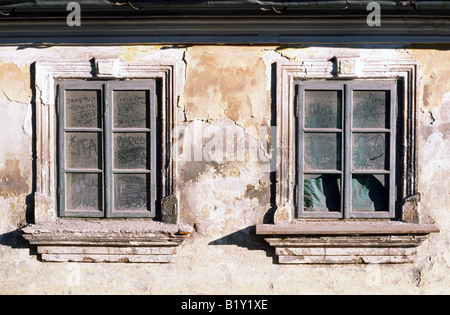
[295,81,397,219]
[256,58,439,265]
[58,80,158,218]
[23,60,192,263]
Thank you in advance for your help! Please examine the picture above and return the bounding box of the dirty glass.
[60,81,156,218]
[66,90,101,128]
[297,81,396,219]
[304,174,341,212]
[352,174,388,212]
[304,133,341,171]
[114,90,149,129]
[353,133,388,170]
[114,174,149,211]
[66,132,102,169]
[66,173,102,211]
[111,89,153,216]
[305,90,342,129]
[114,133,148,170]
[353,91,389,129]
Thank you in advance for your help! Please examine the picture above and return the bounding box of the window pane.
[114,174,149,211]
[66,132,102,169]
[304,133,341,171]
[114,133,148,170]
[304,174,341,212]
[66,173,102,211]
[114,90,149,129]
[353,91,389,129]
[352,174,389,212]
[353,133,388,170]
[66,90,101,128]
[305,90,342,129]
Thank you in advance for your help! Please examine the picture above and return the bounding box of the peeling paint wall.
[0,45,449,294]
[410,50,450,293]
[181,46,271,136]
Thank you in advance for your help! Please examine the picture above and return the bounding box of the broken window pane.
[114,174,149,211]
[352,174,389,212]
[304,133,341,171]
[66,90,101,128]
[114,90,149,129]
[353,133,388,170]
[66,173,102,211]
[304,174,341,212]
[66,132,102,170]
[114,133,149,170]
[353,91,389,129]
[305,90,342,129]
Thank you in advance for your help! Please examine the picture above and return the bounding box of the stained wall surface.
[0,45,448,294]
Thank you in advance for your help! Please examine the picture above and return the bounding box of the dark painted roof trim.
[1,1,449,45]
[1,15,450,46]
[1,1,450,16]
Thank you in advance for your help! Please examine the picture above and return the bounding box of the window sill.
[21,219,194,263]
[256,221,439,264]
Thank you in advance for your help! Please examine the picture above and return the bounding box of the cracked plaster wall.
[0,45,448,294]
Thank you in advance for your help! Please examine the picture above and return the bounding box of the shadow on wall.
[0,229,38,260]
[208,226,276,263]
[0,229,29,249]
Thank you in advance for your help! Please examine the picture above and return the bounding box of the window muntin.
[296,81,397,219]
[58,80,157,218]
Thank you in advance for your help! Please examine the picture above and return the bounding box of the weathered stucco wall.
[0,45,449,294]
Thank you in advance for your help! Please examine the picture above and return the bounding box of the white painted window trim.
[24,59,193,263]
[33,59,182,223]
[257,55,439,264]
[274,56,422,223]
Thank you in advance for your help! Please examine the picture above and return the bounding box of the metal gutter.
[1,1,450,15]
[1,15,449,46]
[0,0,449,45]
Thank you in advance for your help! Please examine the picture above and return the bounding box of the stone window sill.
[256,221,439,264]
[21,219,194,263]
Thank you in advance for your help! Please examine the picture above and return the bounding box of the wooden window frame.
[295,80,397,219]
[23,59,193,263]
[256,56,439,264]
[273,57,422,224]
[33,59,182,224]
[57,80,158,218]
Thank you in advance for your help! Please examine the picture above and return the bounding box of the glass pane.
[304,174,341,212]
[66,90,101,128]
[66,132,102,169]
[66,173,102,211]
[353,91,389,129]
[305,90,342,129]
[114,90,149,129]
[114,133,149,170]
[304,133,341,171]
[352,174,389,212]
[353,133,388,170]
[114,174,149,211]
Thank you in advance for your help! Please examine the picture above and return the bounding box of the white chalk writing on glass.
[114,134,148,169]
[66,133,100,169]
[115,175,148,210]
[66,90,100,128]
[114,91,148,128]
[66,173,101,210]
